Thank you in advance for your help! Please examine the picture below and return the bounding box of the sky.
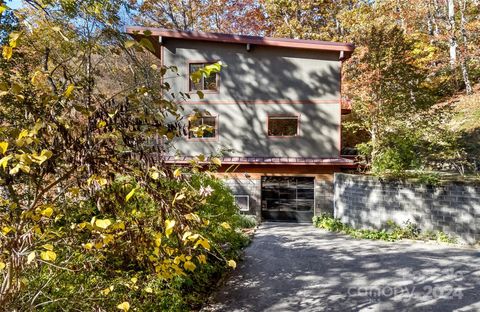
[6,0,23,9]
[5,0,137,26]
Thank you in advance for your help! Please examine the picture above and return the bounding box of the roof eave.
[125,26,355,54]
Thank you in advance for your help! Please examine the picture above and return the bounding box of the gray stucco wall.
[334,173,480,243]
[171,103,340,157]
[162,38,341,158]
[163,39,341,102]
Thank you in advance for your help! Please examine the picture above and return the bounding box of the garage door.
[261,176,315,222]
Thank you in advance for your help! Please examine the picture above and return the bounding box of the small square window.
[268,116,299,137]
[189,63,218,91]
[188,116,217,139]
[234,195,250,212]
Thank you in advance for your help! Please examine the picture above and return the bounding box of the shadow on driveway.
[202,222,480,312]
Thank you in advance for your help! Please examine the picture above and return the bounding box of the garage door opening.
[261,176,314,222]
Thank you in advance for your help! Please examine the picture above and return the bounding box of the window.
[234,195,250,212]
[188,115,217,139]
[267,116,299,137]
[189,63,218,91]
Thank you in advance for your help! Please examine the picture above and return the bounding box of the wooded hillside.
[0,0,478,310]
[135,0,480,175]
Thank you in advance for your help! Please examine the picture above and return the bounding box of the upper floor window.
[267,115,299,137]
[189,63,219,92]
[188,115,217,139]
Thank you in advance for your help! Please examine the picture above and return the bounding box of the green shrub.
[414,172,441,185]
[5,172,251,311]
[387,219,421,239]
[313,214,345,231]
[435,231,458,244]
[313,215,456,243]
[236,215,257,229]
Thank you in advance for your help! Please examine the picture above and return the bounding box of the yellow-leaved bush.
[1,138,250,310]
[0,4,251,310]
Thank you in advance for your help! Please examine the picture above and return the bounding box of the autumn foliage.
[0,1,249,310]
[1,0,479,310]
[134,0,479,174]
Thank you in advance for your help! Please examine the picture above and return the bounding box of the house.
[126,26,356,222]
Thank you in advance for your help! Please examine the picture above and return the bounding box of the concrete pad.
[203,222,480,312]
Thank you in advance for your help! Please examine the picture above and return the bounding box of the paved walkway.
[203,222,480,312]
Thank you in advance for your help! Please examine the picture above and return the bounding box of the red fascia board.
[171,161,358,167]
[163,159,357,167]
[125,26,355,54]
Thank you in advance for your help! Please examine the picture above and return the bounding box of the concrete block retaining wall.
[334,173,480,243]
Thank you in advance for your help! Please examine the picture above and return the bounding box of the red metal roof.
[162,156,356,166]
[126,26,355,56]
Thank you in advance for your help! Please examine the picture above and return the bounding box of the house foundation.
[216,165,339,222]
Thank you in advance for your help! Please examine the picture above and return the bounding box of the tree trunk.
[427,6,434,37]
[458,0,472,94]
[396,0,407,32]
[429,0,440,39]
[370,124,378,166]
[447,0,457,67]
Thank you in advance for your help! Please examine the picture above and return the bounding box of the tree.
[0,1,239,309]
[0,4,18,44]
[447,0,457,66]
[137,0,269,35]
[458,0,472,94]
[263,0,361,40]
[344,24,436,172]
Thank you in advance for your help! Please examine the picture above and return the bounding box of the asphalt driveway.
[203,222,480,312]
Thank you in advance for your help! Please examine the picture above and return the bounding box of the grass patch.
[451,90,480,133]
[313,215,457,244]
[450,87,480,167]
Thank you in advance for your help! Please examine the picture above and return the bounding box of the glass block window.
[234,195,250,212]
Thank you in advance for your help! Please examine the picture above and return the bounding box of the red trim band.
[178,99,341,105]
